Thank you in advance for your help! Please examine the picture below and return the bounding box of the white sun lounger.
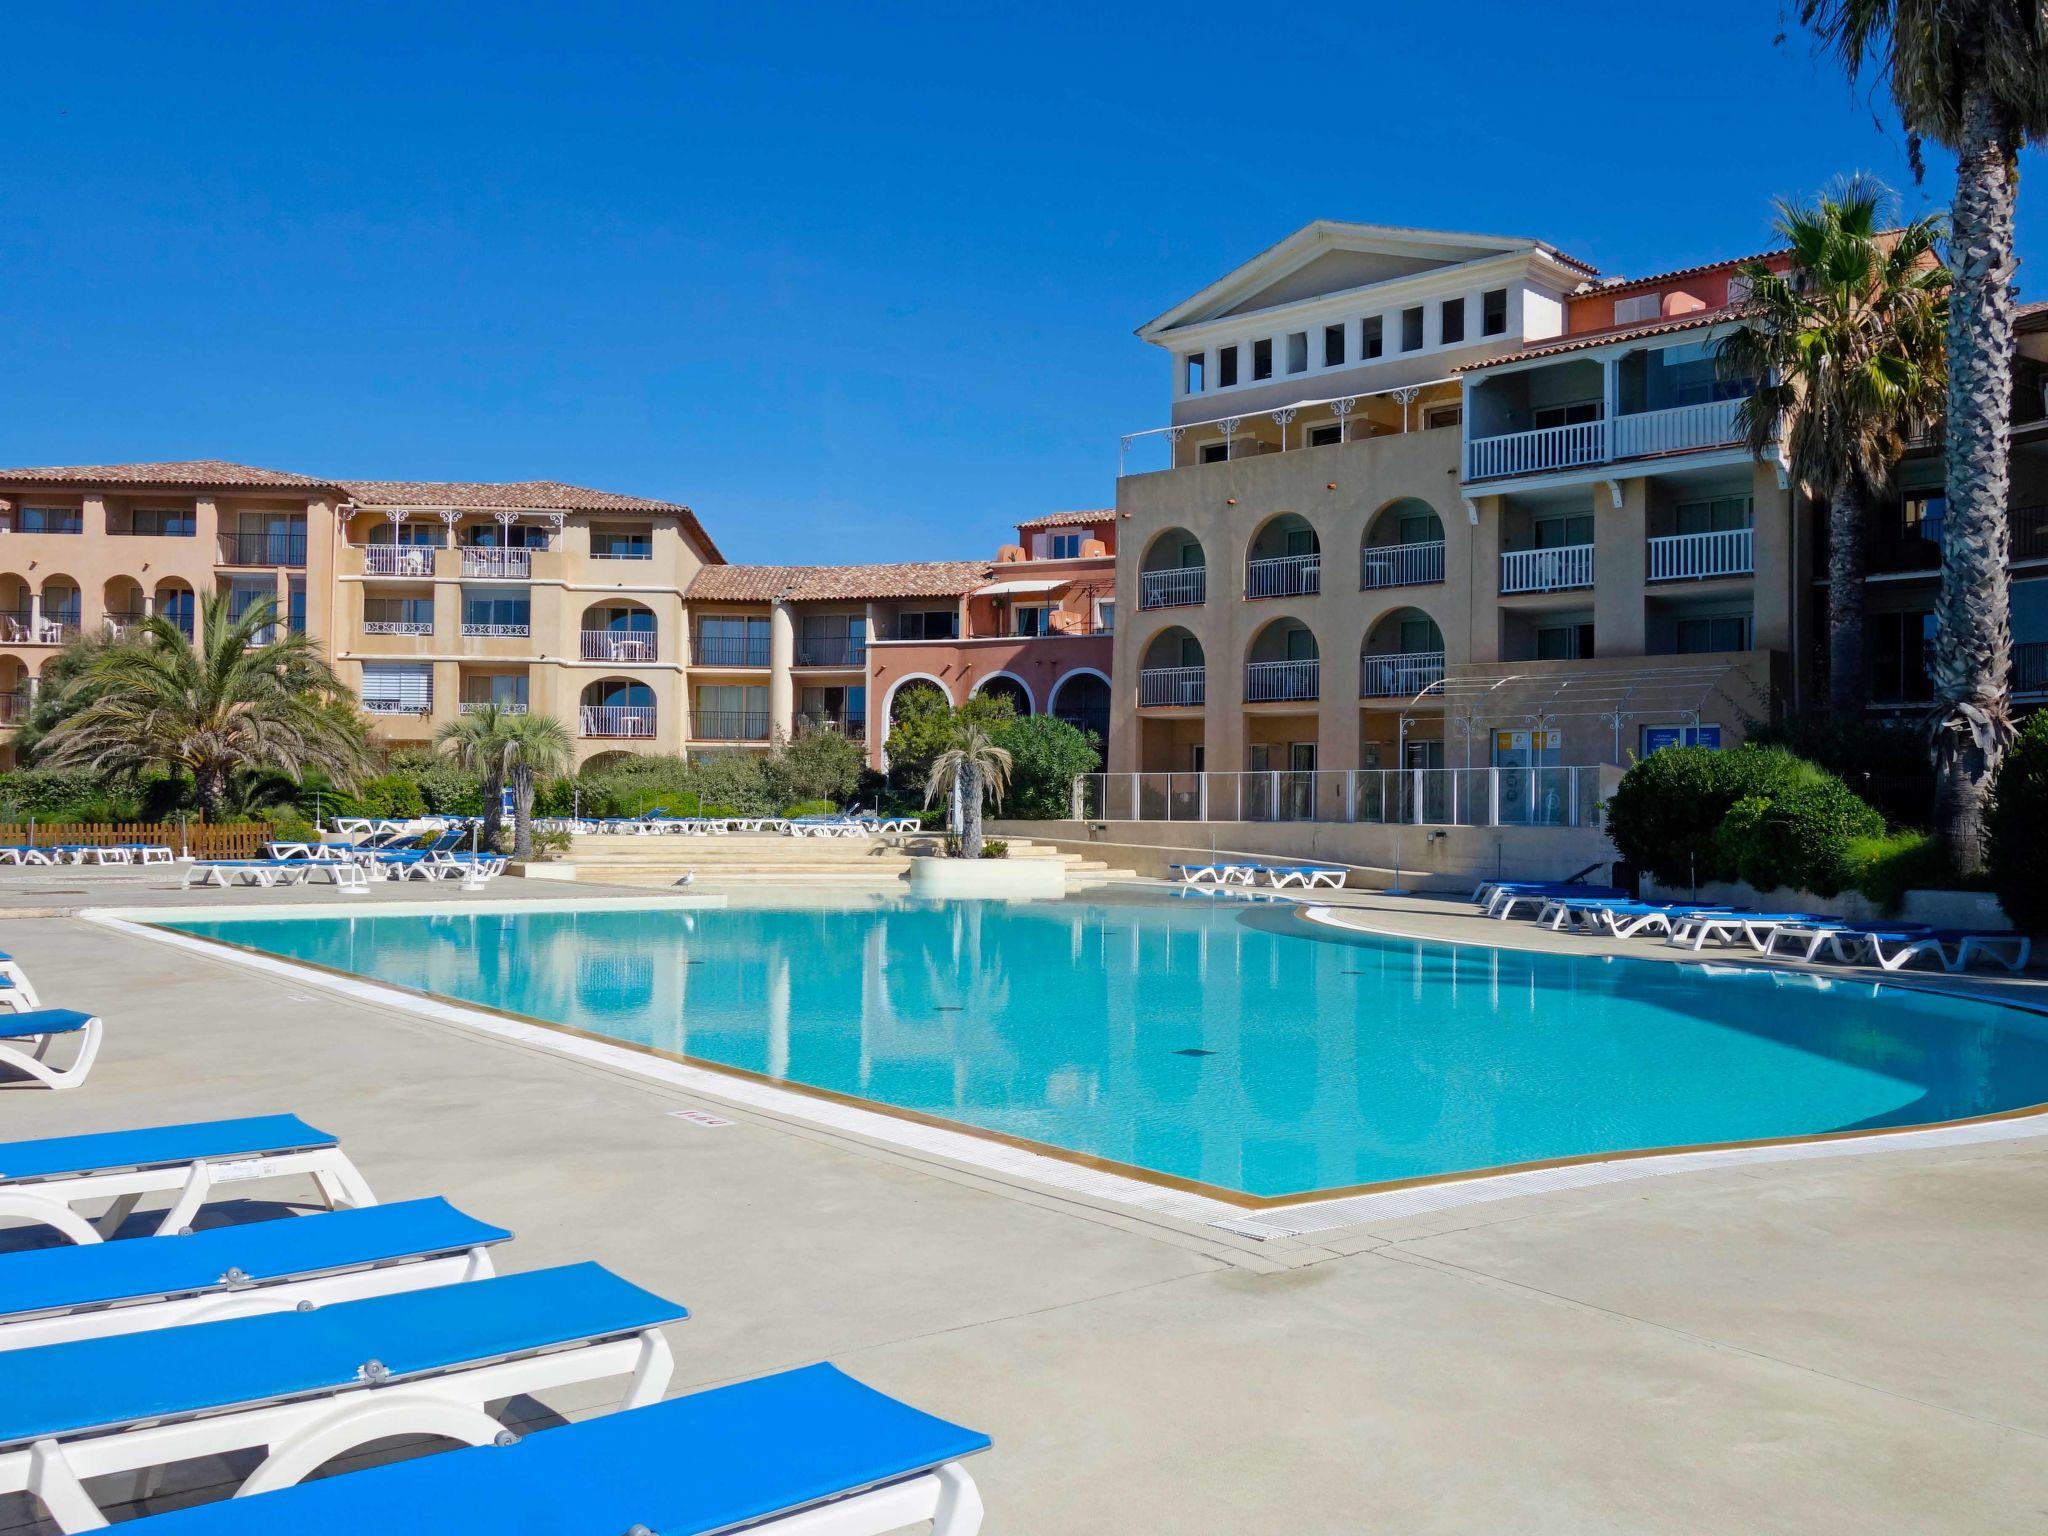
[0,949,43,1009]
[109,1360,989,1536]
[180,860,311,889]
[0,1114,378,1246]
[1258,865,1347,889]
[0,1262,684,1533]
[0,1196,508,1349]
[0,848,55,867]
[0,1009,102,1092]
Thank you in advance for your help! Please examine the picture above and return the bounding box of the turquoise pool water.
[159,894,2048,1199]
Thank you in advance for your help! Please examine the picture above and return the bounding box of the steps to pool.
[562,831,1135,887]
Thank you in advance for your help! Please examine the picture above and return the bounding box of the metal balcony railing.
[1138,666,1205,707]
[2016,639,2048,694]
[1139,566,1206,609]
[691,710,769,741]
[580,704,658,738]
[363,618,434,636]
[796,637,867,666]
[1246,552,1321,599]
[1360,540,1445,589]
[217,531,307,567]
[1648,527,1753,582]
[460,699,529,714]
[461,621,531,638]
[693,636,770,667]
[1245,658,1319,702]
[581,630,658,662]
[364,697,432,716]
[1500,544,1594,594]
[363,544,438,577]
[460,547,531,579]
[799,714,866,741]
[1360,650,1446,698]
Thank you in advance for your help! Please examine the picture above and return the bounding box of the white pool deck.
[3,871,2047,1532]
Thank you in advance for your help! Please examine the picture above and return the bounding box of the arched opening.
[1360,608,1446,697]
[1246,619,1319,700]
[103,577,145,636]
[886,677,951,729]
[1243,618,1320,813]
[38,577,81,642]
[1049,671,1110,752]
[974,673,1033,717]
[0,574,31,643]
[1244,514,1320,599]
[0,655,28,726]
[1138,527,1207,610]
[1138,626,1205,707]
[1361,499,1447,590]
[154,580,196,641]
[581,600,657,663]
[579,678,655,738]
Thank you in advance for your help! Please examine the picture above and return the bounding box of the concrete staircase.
[565,831,1134,888]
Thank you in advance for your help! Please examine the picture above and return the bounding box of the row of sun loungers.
[1170,862,1349,889]
[1473,881,2031,975]
[0,1113,992,1533]
[0,844,175,866]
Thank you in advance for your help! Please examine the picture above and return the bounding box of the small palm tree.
[1798,1,2048,864]
[1716,176,1948,713]
[38,590,368,819]
[434,705,514,851]
[499,712,573,859]
[923,721,1012,858]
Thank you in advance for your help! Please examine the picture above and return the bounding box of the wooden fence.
[0,822,270,858]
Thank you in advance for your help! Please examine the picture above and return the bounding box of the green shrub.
[687,752,773,815]
[779,798,838,818]
[979,838,1009,860]
[354,774,427,820]
[1847,829,1952,914]
[1712,777,1885,896]
[698,803,740,819]
[265,817,320,846]
[1990,711,2048,934]
[1605,745,1825,886]
[1747,713,1932,828]
[993,714,1097,819]
[384,749,482,816]
[765,728,864,808]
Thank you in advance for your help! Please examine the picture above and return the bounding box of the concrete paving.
[2,885,2045,1533]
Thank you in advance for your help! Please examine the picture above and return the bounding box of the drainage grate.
[1173,1047,1216,1057]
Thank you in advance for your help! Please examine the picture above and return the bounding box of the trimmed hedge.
[1712,780,1884,896]
[1604,745,1830,886]
[1990,711,2048,935]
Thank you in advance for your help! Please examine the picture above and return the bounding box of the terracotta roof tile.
[1460,307,1747,371]
[1014,509,1114,530]
[338,479,723,562]
[0,459,334,489]
[686,561,991,603]
[1574,248,1789,300]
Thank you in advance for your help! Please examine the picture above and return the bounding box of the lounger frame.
[0,1012,102,1092]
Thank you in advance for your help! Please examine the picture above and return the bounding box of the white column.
[768,600,796,740]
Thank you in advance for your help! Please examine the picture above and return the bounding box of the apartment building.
[0,459,1116,771]
[1109,220,2048,802]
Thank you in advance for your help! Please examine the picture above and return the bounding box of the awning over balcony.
[974,577,1070,597]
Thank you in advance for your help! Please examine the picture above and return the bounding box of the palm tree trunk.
[480,771,505,852]
[195,763,228,823]
[1825,477,1870,714]
[512,770,535,860]
[962,760,983,858]
[1932,77,2019,872]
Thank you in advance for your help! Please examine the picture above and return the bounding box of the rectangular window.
[363,596,434,629]
[1307,423,1343,448]
[1095,599,1115,634]
[1216,345,1238,388]
[696,614,772,664]
[1902,489,1947,546]
[1673,495,1754,535]
[1615,293,1662,324]
[1049,532,1083,559]
[1400,307,1424,351]
[1534,514,1596,548]
[1482,288,1508,335]
[1869,611,1937,701]
[1534,622,1595,661]
[1323,323,1345,367]
[131,507,196,537]
[463,592,531,631]
[1252,338,1273,381]
[1440,297,1466,346]
[1199,442,1231,465]
[287,579,307,635]
[591,525,653,559]
[1361,316,1383,359]
[1532,401,1603,430]
[361,662,432,714]
[1285,331,1308,374]
[1183,353,1205,393]
[17,506,83,534]
[1012,605,1052,637]
[1423,404,1462,430]
[1725,273,1754,305]
[1642,724,1724,754]
[1674,613,1753,653]
[896,609,959,641]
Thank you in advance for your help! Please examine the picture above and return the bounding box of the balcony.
[2018,640,2048,694]
[0,689,25,725]
[1245,658,1318,703]
[365,697,432,717]
[460,547,531,580]
[1138,666,1205,707]
[103,609,147,638]
[1360,650,1446,698]
[1139,567,1206,609]
[1464,398,1745,481]
[800,714,866,742]
[462,621,531,639]
[581,704,657,738]
[218,531,307,567]
[692,710,769,741]
[1360,540,1446,590]
[460,699,529,715]
[1649,527,1753,582]
[0,611,77,644]
[1501,545,1594,595]
[693,636,769,667]
[1246,553,1320,600]
[364,544,438,578]
[581,630,659,663]
[796,636,867,667]
[363,618,434,636]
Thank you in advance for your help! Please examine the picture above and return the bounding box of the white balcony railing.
[1138,666,1205,707]
[1245,658,1319,702]
[364,697,432,716]
[1611,397,1745,459]
[1465,420,1606,480]
[1246,552,1321,599]
[462,622,531,638]
[1360,650,1446,698]
[1648,527,1754,582]
[580,704,656,738]
[581,630,658,662]
[362,619,434,636]
[363,544,437,577]
[461,547,531,579]
[460,699,529,714]
[1500,544,1595,594]
[1359,540,1446,590]
[1139,566,1206,609]
[1076,767,1602,828]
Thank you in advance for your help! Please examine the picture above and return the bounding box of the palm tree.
[922,721,1013,859]
[499,712,573,859]
[434,705,514,852]
[1716,176,1948,714]
[38,590,368,818]
[1799,2,2048,862]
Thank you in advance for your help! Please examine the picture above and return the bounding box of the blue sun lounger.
[0,1113,378,1246]
[118,1361,989,1536]
[0,1007,102,1091]
[0,1262,686,1532]
[0,1196,508,1350]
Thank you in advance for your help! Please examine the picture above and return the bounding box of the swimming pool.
[158,893,2048,1202]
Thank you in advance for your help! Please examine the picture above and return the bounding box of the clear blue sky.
[3,2,2033,563]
